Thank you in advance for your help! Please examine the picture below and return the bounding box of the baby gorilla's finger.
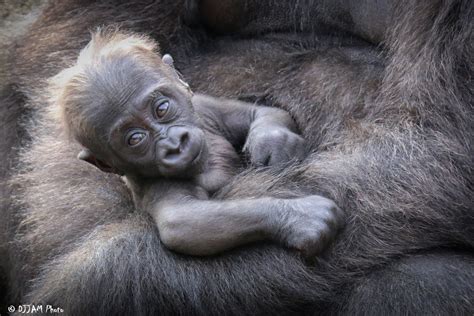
[267,148,291,166]
[287,220,337,258]
[286,134,306,158]
[270,137,306,166]
[250,148,272,166]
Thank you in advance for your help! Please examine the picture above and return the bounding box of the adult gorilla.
[1,0,473,314]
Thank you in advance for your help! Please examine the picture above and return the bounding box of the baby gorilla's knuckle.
[283,196,344,257]
[319,202,344,229]
[293,140,305,153]
[300,195,345,229]
[266,129,288,142]
[323,200,345,223]
[293,229,325,256]
[251,151,270,166]
[288,133,302,142]
[304,228,324,244]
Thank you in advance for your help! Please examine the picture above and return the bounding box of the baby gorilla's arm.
[138,180,344,257]
[193,94,307,166]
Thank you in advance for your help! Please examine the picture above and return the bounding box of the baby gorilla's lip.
[158,131,203,173]
[185,136,204,166]
[183,134,204,167]
[190,146,202,165]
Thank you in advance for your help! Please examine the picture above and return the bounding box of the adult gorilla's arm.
[14,99,327,314]
[24,218,326,315]
[6,0,474,315]
[199,0,393,43]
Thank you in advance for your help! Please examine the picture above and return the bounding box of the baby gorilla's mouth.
[165,137,200,164]
[157,126,205,176]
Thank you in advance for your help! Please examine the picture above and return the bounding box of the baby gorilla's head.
[52,29,208,178]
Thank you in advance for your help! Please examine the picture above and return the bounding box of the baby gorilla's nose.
[178,131,189,152]
[165,129,188,155]
[161,126,189,157]
[158,126,199,172]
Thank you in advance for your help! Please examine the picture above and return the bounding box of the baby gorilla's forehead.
[84,55,171,112]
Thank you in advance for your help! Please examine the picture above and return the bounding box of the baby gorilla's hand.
[275,196,345,258]
[245,127,306,166]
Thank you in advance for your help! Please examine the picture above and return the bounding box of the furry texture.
[1,0,473,314]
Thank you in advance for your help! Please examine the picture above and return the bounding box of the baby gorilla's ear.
[162,54,174,68]
[162,54,192,93]
[77,148,123,175]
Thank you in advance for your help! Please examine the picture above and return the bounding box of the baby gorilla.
[52,30,344,257]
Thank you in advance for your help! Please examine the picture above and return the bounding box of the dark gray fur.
[0,0,473,315]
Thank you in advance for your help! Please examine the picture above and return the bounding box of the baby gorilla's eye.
[155,100,170,118]
[127,132,146,146]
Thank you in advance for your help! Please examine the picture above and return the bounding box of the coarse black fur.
[0,0,473,315]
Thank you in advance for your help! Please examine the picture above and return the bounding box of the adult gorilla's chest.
[181,35,384,151]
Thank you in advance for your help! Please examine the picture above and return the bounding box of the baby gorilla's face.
[107,83,208,178]
[85,54,208,179]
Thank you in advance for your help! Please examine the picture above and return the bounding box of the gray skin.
[74,39,344,257]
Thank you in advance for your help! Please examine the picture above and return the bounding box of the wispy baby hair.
[49,26,160,142]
